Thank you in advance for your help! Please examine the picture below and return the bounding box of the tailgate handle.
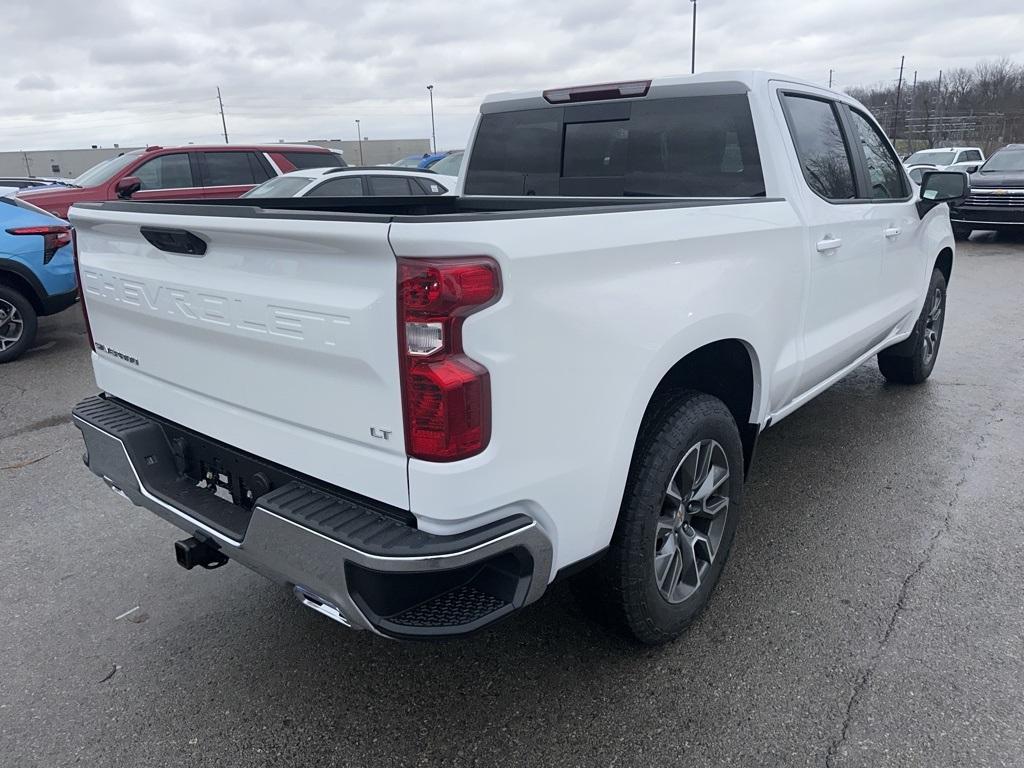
[140,226,208,256]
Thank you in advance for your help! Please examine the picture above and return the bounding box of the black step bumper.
[72,395,552,639]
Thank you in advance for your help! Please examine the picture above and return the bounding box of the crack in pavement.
[824,400,1004,768]
[0,444,69,471]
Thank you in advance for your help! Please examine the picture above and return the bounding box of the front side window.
[782,95,856,200]
[134,153,194,190]
[959,150,982,162]
[464,94,764,197]
[849,110,906,200]
[203,152,266,186]
[307,177,364,197]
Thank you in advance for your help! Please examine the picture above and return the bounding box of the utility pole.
[909,69,917,147]
[355,120,364,165]
[828,69,833,89]
[217,86,229,144]
[930,69,943,146]
[690,1,697,74]
[427,85,436,153]
[892,55,905,139]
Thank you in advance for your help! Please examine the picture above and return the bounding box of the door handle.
[815,236,843,253]
[884,226,902,238]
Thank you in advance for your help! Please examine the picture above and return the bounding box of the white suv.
[904,146,985,182]
[242,167,457,198]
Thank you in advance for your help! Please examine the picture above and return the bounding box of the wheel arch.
[639,338,762,475]
[0,260,45,314]
[934,246,953,286]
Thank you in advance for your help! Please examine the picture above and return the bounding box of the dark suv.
[17,145,344,220]
[950,143,1024,239]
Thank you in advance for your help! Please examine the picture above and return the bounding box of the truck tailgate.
[70,205,408,508]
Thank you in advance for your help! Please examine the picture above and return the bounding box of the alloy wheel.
[0,299,23,352]
[922,286,943,365]
[653,439,730,604]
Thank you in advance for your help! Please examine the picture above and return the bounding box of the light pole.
[355,119,364,165]
[690,1,697,74]
[427,85,436,153]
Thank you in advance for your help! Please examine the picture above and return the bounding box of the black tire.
[0,285,38,364]
[952,225,971,241]
[877,267,947,385]
[572,390,744,645]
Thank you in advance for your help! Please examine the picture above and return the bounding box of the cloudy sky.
[3,0,1023,152]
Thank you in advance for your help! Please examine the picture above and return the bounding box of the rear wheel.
[0,285,38,364]
[877,267,946,385]
[573,390,744,645]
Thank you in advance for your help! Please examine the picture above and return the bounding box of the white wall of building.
[0,138,434,179]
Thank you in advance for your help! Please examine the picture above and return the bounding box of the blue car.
[417,151,452,168]
[0,196,77,362]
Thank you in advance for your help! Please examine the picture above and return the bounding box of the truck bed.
[74,194,778,222]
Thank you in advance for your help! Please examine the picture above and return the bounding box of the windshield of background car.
[906,151,956,166]
[72,151,143,187]
[393,155,424,167]
[981,149,1024,172]
[464,94,765,197]
[430,152,464,176]
[241,175,314,198]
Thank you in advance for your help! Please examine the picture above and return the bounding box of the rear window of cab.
[464,94,764,197]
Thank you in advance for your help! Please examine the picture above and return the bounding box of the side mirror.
[964,164,980,174]
[917,170,968,219]
[115,176,141,199]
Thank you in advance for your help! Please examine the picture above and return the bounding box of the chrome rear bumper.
[73,395,552,639]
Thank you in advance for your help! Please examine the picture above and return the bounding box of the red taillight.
[5,225,73,264]
[70,230,95,351]
[397,257,500,461]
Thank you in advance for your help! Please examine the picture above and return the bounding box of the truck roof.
[480,70,841,114]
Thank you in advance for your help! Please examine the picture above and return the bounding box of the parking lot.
[1,234,1021,767]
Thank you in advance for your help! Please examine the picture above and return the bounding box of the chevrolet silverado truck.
[68,72,967,644]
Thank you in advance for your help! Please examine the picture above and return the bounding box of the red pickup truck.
[18,144,344,219]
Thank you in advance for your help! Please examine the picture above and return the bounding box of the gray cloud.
[16,74,57,91]
[2,0,1023,151]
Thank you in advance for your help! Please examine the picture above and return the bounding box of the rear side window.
[285,151,345,169]
[782,95,856,200]
[202,152,269,186]
[134,153,194,190]
[464,94,764,197]
[848,109,906,199]
[307,177,364,197]
[368,176,414,196]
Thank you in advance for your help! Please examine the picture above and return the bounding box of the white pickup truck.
[69,71,968,644]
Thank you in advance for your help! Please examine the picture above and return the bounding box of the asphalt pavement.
[1,234,1022,767]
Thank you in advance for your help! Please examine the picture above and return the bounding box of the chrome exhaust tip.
[293,586,351,627]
